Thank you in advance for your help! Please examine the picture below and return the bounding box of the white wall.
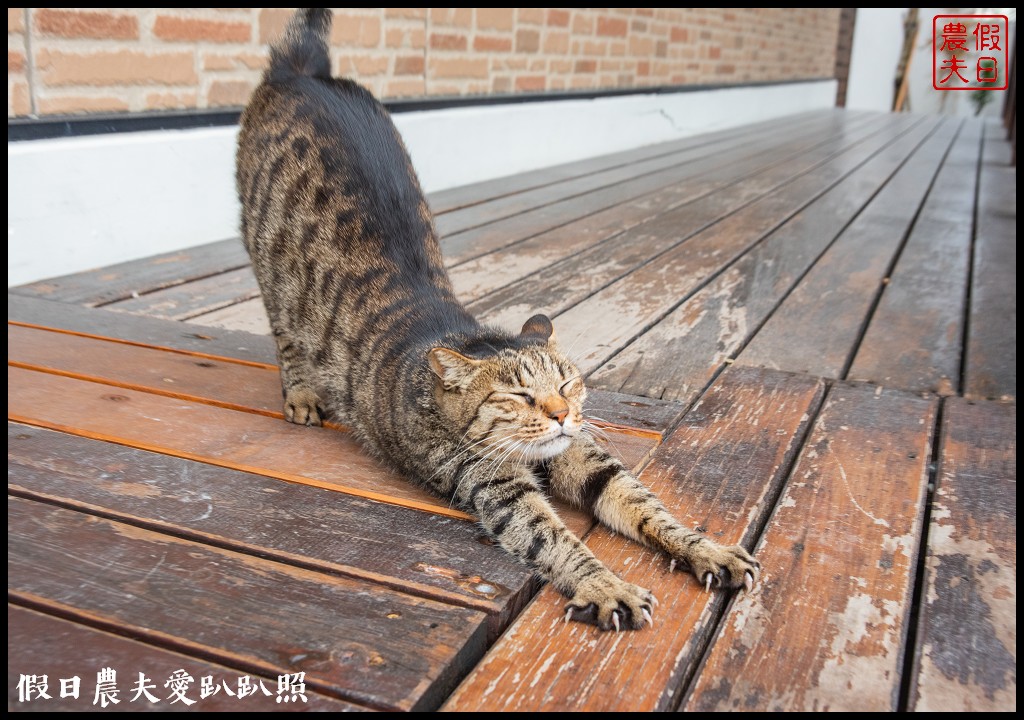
[846,7,909,112]
[8,79,837,287]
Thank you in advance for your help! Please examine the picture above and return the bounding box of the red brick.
[394,55,424,75]
[153,15,250,43]
[331,14,381,48]
[709,46,722,59]
[543,32,569,55]
[10,80,31,116]
[574,59,597,74]
[474,35,512,53]
[38,94,129,115]
[515,29,540,53]
[476,7,513,31]
[429,57,489,79]
[430,32,467,51]
[517,8,544,25]
[257,8,290,43]
[145,91,198,110]
[514,75,546,91]
[385,8,425,20]
[670,26,689,42]
[35,49,197,87]
[9,50,25,73]
[35,9,138,40]
[597,16,628,37]
[638,61,650,76]
[8,8,25,34]
[207,79,252,107]
[547,9,570,27]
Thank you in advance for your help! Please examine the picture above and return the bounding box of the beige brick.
[385,8,425,20]
[474,34,512,53]
[583,40,607,56]
[331,14,381,48]
[394,54,424,76]
[429,57,488,79]
[550,59,572,74]
[543,32,569,55]
[476,8,513,31]
[34,8,138,40]
[352,55,388,76]
[597,16,628,37]
[10,79,31,116]
[153,15,250,44]
[384,78,425,97]
[9,49,25,73]
[547,9,570,27]
[9,8,25,34]
[572,13,594,35]
[38,94,129,115]
[146,90,198,110]
[36,49,197,87]
[258,8,290,43]
[202,53,235,71]
[515,29,540,53]
[430,32,467,51]
[386,26,425,50]
[207,79,252,107]
[517,8,544,25]
[430,8,472,28]
[492,75,511,92]
[514,74,545,91]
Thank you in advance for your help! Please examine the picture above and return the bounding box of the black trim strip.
[8,77,834,143]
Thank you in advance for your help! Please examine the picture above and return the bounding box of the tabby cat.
[237,8,758,631]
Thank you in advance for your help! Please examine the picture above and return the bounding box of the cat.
[236,8,758,631]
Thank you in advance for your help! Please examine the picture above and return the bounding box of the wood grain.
[106,266,261,321]
[683,383,937,712]
[548,112,933,376]
[7,605,368,712]
[188,297,272,336]
[909,397,1016,711]
[8,496,487,711]
[11,238,249,307]
[585,116,938,400]
[735,117,961,380]
[848,118,983,394]
[8,422,538,634]
[443,366,825,712]
[964,129,1017,400]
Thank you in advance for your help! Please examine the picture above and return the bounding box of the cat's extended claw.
[565,608,574,624]
[744,570,754,593]
[669,558,677,573]
[612,612,620,633]
[642,607,653,627]
[704,572,714,593]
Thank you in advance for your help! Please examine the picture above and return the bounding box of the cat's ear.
[428,347,481,391]
[520,313,557,345]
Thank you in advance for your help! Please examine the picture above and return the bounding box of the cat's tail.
[266,8,333,82]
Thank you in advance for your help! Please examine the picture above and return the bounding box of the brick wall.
[8,8,842,118]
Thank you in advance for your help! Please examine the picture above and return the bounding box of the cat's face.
[429,316,587,463]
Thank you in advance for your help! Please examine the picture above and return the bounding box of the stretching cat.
[237,8,758,631]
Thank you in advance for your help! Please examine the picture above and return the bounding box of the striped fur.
[237,8,758,631]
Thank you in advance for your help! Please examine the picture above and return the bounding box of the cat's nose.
[549,408,569,425]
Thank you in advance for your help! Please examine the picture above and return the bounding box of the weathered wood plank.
[9,293,278,367]
[964,133,1016,400]
[909,397,1016,712]
[7,422,538,636]
[439,113,860,267]
[7,605,368,712]
[188,297,272,335]
[847,119,983,395]
[443,366,825,712]
[544,112,937,376]
[8,496,487,712]
[735,118,962,380]
[452,114,882,304]
[683,383,937,712]
[10,238,249,308]
[434,111,833,237]
[106,266,261,321]
[427,110,838,215]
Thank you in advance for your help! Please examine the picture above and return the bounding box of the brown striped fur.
[237,8,758,631]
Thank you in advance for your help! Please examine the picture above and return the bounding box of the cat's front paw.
[564,573,656,631]
[284,387,322,426]
[672,541,759,592]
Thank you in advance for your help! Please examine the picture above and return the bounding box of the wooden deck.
[8,109,1016,712]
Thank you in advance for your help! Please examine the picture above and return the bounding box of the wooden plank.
[443,366,825,712]
[9,293,278,367]
[536,114,937,374]
[575,116,939,399]
[909,397,1016,712]
[7,422,537,636]
[683,383,937,712]
[452,113,883,304]
[441,112,863,267]
[188,297,272,336]
[847,118,983,395]
[470,113,910,335]
[426,110,838,215]
[735,118,962,380]
[10,238,249,307]
[7,605,367,711]
[434,111,833,237]
[964,134,1016,401]
[105,266,261,321]
[8,496,487,712]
